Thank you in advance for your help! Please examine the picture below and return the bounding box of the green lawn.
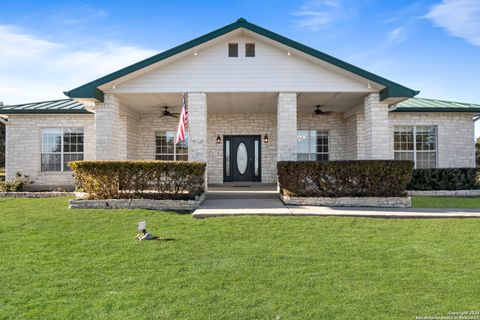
[1,198,480,319]
[413,196,480,208]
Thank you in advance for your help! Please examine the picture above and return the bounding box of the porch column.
[277,92,297,161]
[95,93,120,160]
[363,93,393,159]
[187,93,208,162]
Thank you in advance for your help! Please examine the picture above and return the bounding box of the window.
[41,128,84,172]
[245,43,255,57]
[155,131,188,161]
[297,130,329,161]
[394,125,437,168]
[228,43,238,57]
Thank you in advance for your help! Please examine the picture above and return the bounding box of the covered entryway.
[224,135,261,182]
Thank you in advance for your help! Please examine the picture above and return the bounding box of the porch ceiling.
[116,92,366,114]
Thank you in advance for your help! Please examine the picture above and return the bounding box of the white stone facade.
[4,94,477,189]
[5,114,95,189]
[277,92,297,161]
[389,112,476,167]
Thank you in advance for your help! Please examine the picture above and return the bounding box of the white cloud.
[0,24,157,105]
[292,0,352,31]
[387,27,407,45]
[426,0,480,46]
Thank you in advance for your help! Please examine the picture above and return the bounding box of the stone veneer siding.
[207,113,277,184]
[389,112,476,167]
[5,114,95,189]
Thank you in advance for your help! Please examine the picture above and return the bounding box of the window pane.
[394,126,414,151]
[394,151,414,161]
[245,43,255,57]
[416,126,436,151]
[64,128,84,153]
[155,154,174,161]
[41,128,62,153]
[228,43,238,57]
[64,153,83,171]
[176,154,188,161]
[175,133,188,155]
[254,139,259,176]
[41,154,61,171]
[225,140,230,177]
[297,153,310,161]
[297,130,309,155]
[416,152,436,169]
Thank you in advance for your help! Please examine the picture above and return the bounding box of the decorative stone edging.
[280,194,412,208]
[69,194,206,211]
[407,190,480,197]
[0,192,75,198]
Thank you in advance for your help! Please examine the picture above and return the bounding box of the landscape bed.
[1,197,480,319]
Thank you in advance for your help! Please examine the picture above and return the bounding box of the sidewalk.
[192,198,480,219]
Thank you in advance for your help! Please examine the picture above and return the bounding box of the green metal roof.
[0,99,91,114]
[64,18,419,102]
[391,97,480,113]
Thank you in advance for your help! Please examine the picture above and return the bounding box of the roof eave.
[64,18,419,101]
[391,107,480,113]
[0,110,93,115]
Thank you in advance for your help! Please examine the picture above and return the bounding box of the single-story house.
[1,18,479,190]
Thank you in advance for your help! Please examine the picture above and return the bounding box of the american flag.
[175,93,188,144]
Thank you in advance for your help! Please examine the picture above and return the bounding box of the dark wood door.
[224,135,261,182]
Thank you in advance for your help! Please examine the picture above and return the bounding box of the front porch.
[94,91,393,185]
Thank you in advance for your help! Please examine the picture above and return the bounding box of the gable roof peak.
[65,18,418,102]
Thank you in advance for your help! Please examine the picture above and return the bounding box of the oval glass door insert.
[236,142,248,175]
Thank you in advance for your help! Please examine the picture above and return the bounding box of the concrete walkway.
[192,198,480,219]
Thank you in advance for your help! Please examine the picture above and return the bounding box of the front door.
[224,135,261,182]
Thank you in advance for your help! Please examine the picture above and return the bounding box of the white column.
[363,93,393,159]
[187,93,208,162]
[277,92,297,161]
[94,93,120,160]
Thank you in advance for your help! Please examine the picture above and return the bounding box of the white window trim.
[40,127,84,172]
[394,125,438,169]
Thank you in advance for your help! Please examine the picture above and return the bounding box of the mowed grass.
[413,196,480,208]
[1,198,480,319]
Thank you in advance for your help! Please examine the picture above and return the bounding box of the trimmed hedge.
[70,161,206,200]
[407,168,479,191]
[278,160,414,197]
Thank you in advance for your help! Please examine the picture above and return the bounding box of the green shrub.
[408,168,479,190]
[0,172,29,192]
[277,160,414,197]
[70,160,206,200]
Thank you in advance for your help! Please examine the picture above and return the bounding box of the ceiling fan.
[313,105,333,116]
[159,106,180,118]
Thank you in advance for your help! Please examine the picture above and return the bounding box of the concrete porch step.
[206,184,278,199]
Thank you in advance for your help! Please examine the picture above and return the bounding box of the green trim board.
[0,99,91,115]
[64,18,419,102]
[391,97,480,113]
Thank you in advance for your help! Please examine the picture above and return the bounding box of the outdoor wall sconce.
[264,134,269,143]
[216,135,221,144]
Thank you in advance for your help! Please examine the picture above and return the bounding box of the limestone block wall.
[5,114,95,188]
[297,112,347,160]
[364,93,393,159]
[207,113,277,184]
[136,114,178,160]
[344,113,366,160]
[389,112,476,168]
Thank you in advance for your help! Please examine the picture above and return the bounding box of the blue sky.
[1,0,479,135]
